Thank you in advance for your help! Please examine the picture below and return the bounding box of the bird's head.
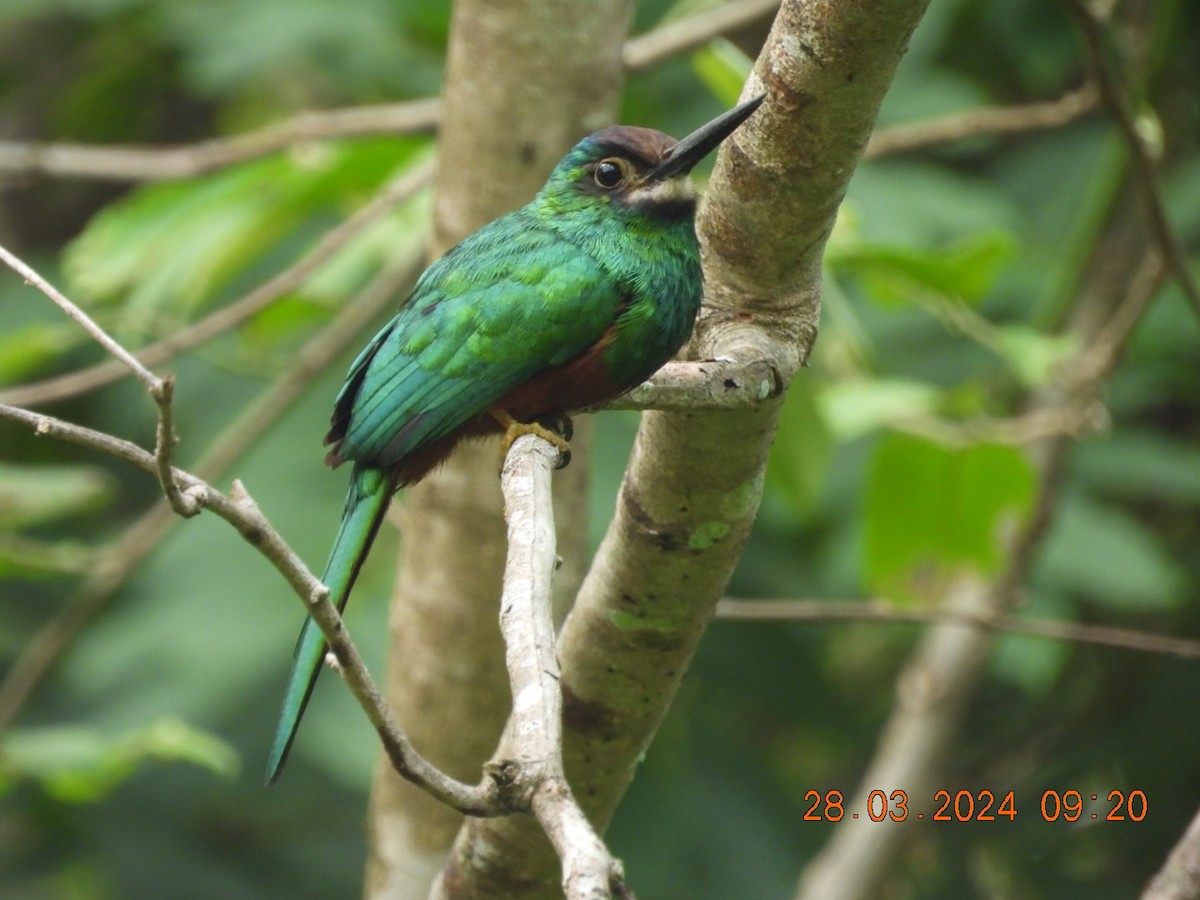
[540,95,765,220]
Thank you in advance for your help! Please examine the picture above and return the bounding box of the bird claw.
[537,415,574,443]
[497,417,572,471]
[538,416,573,469]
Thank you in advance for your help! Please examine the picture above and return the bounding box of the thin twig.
[0,244,161,393]
[717,598,1200,660]
[0,157,433,408]
[864,84,1099,159]
[0,253,423,733]
[1063,0,1200,320]
[151,374,199,516]
[889,402,1109,448]
[1,245,196,517]
[623,0,780,72]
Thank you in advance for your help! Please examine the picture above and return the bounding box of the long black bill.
[649,93,765,182]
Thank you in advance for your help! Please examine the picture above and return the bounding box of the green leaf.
[0,323,90,386]
[1038,492,1186,611]
[820,378,941,440]
[865,434,1036,600]
[0,718,238,802]
[0,463,114,529]
[64,139,430,342]
[992,324,1078,388]
[0,533,95,577]
[692,38,753,107]
[830,232,1016,307]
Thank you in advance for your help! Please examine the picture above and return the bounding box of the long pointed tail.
[265,464,393,785]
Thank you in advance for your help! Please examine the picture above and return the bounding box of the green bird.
[266,95,764,784]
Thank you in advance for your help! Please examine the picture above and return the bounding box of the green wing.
[330,211,622,466]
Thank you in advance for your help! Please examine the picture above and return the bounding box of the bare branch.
[890,402,1109,447]
[378,0,634,891]
[1064,0,1200,320]
[150,373,197,517]
[717,598,1200,660]
[0,158,433,408]
[864,84,1099,158]
[0,100,440,182]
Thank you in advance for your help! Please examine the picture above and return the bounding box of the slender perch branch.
[492,434,633,900]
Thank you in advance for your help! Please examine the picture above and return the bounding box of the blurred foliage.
[0,718,238,803]
[1,0,1198,898]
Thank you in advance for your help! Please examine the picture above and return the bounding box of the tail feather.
[265,464,393,785]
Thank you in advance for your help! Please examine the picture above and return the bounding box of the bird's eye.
[593,159,625,188]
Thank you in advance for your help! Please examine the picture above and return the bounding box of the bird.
[266,94,765,785]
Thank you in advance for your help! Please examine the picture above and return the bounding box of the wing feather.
[329,211,622,467]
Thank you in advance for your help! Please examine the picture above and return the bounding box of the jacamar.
[266,95,764,784]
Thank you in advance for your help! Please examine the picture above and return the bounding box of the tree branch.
[0,243,161,393]
[0,100,440,182]
[545,4,936,866]
[623,0,780,72]
[368,0,634,893]
[0,244,199,515]
[602,357,784,411]
[863,84,1099,158]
